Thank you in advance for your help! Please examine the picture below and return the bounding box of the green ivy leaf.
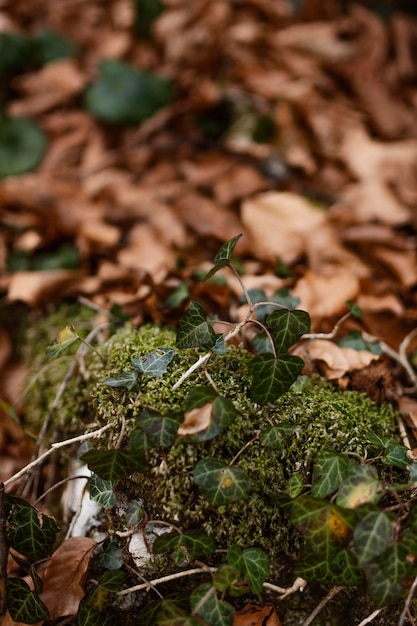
[157,600,203,626]
[153,529,215,566]
[88,570,125,610]
[311,453,350,499]
[227,546,269,595]
[353,510,393,565]
[249,353,304,404]
[129,428,152,456]
[90,474,117,509]
[190,583,235,626]
[204,234,242,280]
[362,558,404,608]
[382,441,410,469]
[132,348,175,377]
[77,599,117,626]
[330,549,363,586]
[260,425,294,450]
[138,409,182,448]
[266,309,310,354]
[336,465,381,509]
[194,458,251,506]
[81,449,146,481]
[84,60,172,126]
[183,388,236,442]
[102,371,138,390]
[5,578,49,624]
[176,301,216,349]
[98,538,124,571]
[0,116,46,178]
[125,501,144,527]
[213,565,243,595]
[5,497,59,561]
[346,300,362,318]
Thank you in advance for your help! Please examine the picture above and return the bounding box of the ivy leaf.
[260,425,294,451]
[88,569,125,610]
[81,449,147,481]
[153,529,215,566]
[381,441,410,469]
[190,583,235,626]
[125,501,145,527]
[336,465,381,509]
[157,600,203,626]
[194,458,251,506]
[213,565,243,595]
[132,348,175,377]
[0,116,46,178]
[311,453,350,499]
[266,309,310,354]
[5,496,59,561]
[90,474,117,509]
[46,325,79,358]
[330,549,363,586]
[204,234,242,280]
[5,578,49,624]
[138,409,182,448]
[362,556,405,608]
[227,546,269,595]
[129,428,152,457]
[249,353,304,404]
[180,388,236,442]
[176,301,216,349]
[353,510,392,565]
[98,538,124,570]
[102,371,138,390]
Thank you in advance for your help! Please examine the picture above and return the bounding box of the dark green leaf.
[139,408,182,448]
[249,353,304,404]
[176,301,216,349]
[125,501,144,527]
[346,300,362,318]
[90,474,117,509]
[6,497,59,560]
[353,510,392,565]
[5,578,49,624]
[77,598,117,626]
[157,599,202,626]
[229,547,269,595]
[98,538,124,571]
[81,449,146,481]
[213,564,242,595]
[204,235,242,280]
[129,428,152,456]
[88,570,125,611]
[362,560,404,608]
[132,348,175,377]
[165,282,190,308]
[260,425,294,450]
[266,309,310,354]
[382,441,410,468]
[285,473,304,499]
[153,530,215,566]
[194,458,251,506]
[84,60,172,126]
[339,329,381,354]
[0,116,46,178]
[184,390,236,443]
[190,583,235,626]
[311,453,350,499]
[330,549,363,586]
[134,0,164,39]
[0,32,32,74]
[102,371,138,389]
[32,28,77,64]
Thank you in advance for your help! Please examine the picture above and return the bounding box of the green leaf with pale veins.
[102,371,138,389]
[336,464,381,509]
[266,309,310,354]
[353,510,392,565]
[194,458,251,506]
[81,449,147,481]
[90,474,117,509]
[5,578,49,624]
[153,529,215,565]
[176,301,216,349]
[132,348,175,376]
[157,600,203,626]
[138,408,182,448]
[311,453,350,499]
[190,583,235,626]
[204,234,242,280]
[249,353,304,404]
[228,546,269,594]
[5,496,59,561]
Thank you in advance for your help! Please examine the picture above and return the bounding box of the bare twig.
[117,567,217,596]
[398,570,417,626]
[357,608,383,626]
[300,586,344,626]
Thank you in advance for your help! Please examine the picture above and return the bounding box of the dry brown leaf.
[117,223,174,282]
[177,403,213,436]
[175,191,244,241]
[234,603,282,626]
[2,537,97,626]
[356,293,404,316]
[341,179,410,226]
[213,163,268,206]
[292,267,360,320]
[7,270,85,306]
[274,21,357,63]
[305,339,378,379]
[372,247,417,287]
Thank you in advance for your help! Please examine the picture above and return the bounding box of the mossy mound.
[31,322,396,562]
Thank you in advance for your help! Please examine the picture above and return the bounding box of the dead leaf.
[234,604,282,626]
[7,270,85,306]
[292,267,360,320]
[177,403,213,436]
[304,339,378,379]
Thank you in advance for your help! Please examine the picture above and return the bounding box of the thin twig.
[398,570,417,626]
[302,312,352,341]
[117,567,217,596]
[300,586,344,626]
[357,608,383,626]
[4,424,111,489]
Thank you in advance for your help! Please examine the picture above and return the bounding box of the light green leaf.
[353,510,392,565]
[46,325,79,358]
[190,583,234,626]
[213,564,242,595]
[266,309,310,354]
[311,453,350,499]
[132,348,175,377]
[230,547,269,595]
[194,458,251,506]
[176,301,216,349]
[5,578,49,624]
[102,371,138,390]
[260,425,294,450]
[138,408,182,448]
[336,465,381,509]
[249,353,304,404]
[204,234,242,280]
[90,474,117,509]
[157,600,202,626]
[125,501,144,527]
[5,496,59,561]
[81,449,146,481]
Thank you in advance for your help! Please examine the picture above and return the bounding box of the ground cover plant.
[2,236,417,626]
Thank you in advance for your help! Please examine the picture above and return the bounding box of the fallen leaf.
[177,403,213,436]
[7,270,85,306]
[292,267,360,320]
[234,603,282,626]
[304,339,378,379]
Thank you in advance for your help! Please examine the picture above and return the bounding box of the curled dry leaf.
[234,603,282,626]
[304,339,378,379]
[177,403,213,436]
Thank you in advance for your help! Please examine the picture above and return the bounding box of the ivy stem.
[228,431,260,467]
